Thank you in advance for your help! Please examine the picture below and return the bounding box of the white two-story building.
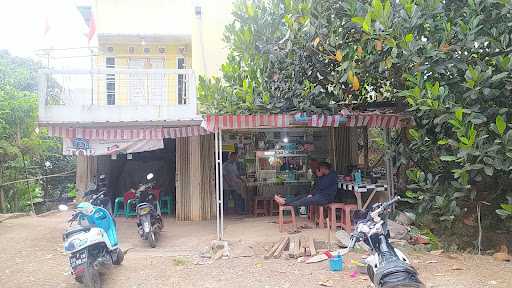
[38,0,233,221]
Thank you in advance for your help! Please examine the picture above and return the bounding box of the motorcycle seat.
[64,225,91,239]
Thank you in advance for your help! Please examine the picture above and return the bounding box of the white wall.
[93,0,234,77]
[191,0,234,77]
[94,0,193,35]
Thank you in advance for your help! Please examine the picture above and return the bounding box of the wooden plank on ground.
[309,237,317,256]
[273,236,290,258]
[299,236,307,257]
[264,237,286,259]
[288,236,301,258]
[287,236,296,258]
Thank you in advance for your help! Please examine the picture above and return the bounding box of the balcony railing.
[38,68,199,123]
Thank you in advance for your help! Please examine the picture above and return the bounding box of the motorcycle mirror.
[146,173,154,180]
[58,204,69,211]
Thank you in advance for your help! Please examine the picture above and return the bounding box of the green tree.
[0,50,75,213]
[199,0,512,245]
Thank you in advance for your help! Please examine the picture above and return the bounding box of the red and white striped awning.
[203,114,288,131]
[309,113,407,128]
[203,113,409,131]
[46,126,209,140]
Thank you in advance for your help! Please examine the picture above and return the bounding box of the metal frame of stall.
[209,113,408,240]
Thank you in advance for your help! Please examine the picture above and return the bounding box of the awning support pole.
[218,129,224,239]
[214,130,220,240]
[214,128,224,240]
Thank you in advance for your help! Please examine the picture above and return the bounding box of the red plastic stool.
[340,204,358,232]
[253,197,271,216]
[309,205,328,228]
[327,203,345,230]
[277,204,297,232]
[308,205,317,223]
[317,205,327,228]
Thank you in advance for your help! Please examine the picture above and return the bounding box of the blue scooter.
[60,202,124,288]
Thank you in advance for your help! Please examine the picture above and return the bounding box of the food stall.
[205,113,411,239]
[221,128,330,212]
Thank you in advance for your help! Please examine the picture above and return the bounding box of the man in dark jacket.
[274,162,337,207]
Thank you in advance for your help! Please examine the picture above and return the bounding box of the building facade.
[38,0,234,221]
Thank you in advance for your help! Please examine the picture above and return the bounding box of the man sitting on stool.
[274,162,337,207]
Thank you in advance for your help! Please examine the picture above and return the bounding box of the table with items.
[338,180,388,209]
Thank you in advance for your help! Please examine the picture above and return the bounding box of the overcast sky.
[0,0,90,61]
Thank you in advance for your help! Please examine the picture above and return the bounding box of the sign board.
[63,138,164,156]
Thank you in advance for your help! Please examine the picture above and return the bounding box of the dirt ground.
[0,212,511,288]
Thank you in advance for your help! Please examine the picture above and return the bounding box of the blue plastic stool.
[125,199,138,218]
[113,197,124,217]
[160,196,173,215]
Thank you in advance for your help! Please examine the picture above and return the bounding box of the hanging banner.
[63,137,164,156]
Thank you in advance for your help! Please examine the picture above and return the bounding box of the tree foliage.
[0,51,75,213]
[199,0,512,243]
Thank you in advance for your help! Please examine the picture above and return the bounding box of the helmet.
[76,202,95,216]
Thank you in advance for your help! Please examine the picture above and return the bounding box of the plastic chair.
[327,203,345,231]
[275,199,296,232]
[340,204,358,232]
[124,190,137,218]
[315,205,329,228]
[160,194,173,215]
[114,190,134,217]
[150,186,163,213]
[151,186,161,201]
[113,196,125,217]
[308,205,328,228]
[253,196,271,216]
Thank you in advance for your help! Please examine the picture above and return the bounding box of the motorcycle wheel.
[84,265,101,288]
[112,248,124,265]
[149,232,157,248]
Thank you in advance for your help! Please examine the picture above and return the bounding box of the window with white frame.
[177,57,187,105]
[105,57,115,105]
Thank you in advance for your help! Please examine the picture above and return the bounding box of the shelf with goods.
[221,129,332,200]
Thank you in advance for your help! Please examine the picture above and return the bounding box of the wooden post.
[383,128,393,200]
[363,127,369,171]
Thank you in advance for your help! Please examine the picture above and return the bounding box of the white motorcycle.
[347,196,425,288]
[61,202,123,288]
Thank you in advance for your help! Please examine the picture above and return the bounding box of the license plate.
[70,249,87,269]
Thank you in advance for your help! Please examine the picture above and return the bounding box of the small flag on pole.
[86,14,96,44]
[43,16,50,37]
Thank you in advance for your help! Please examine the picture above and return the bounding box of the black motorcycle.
[348,196,425,288]
[135,173,163,248]
[84,175,112,215]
